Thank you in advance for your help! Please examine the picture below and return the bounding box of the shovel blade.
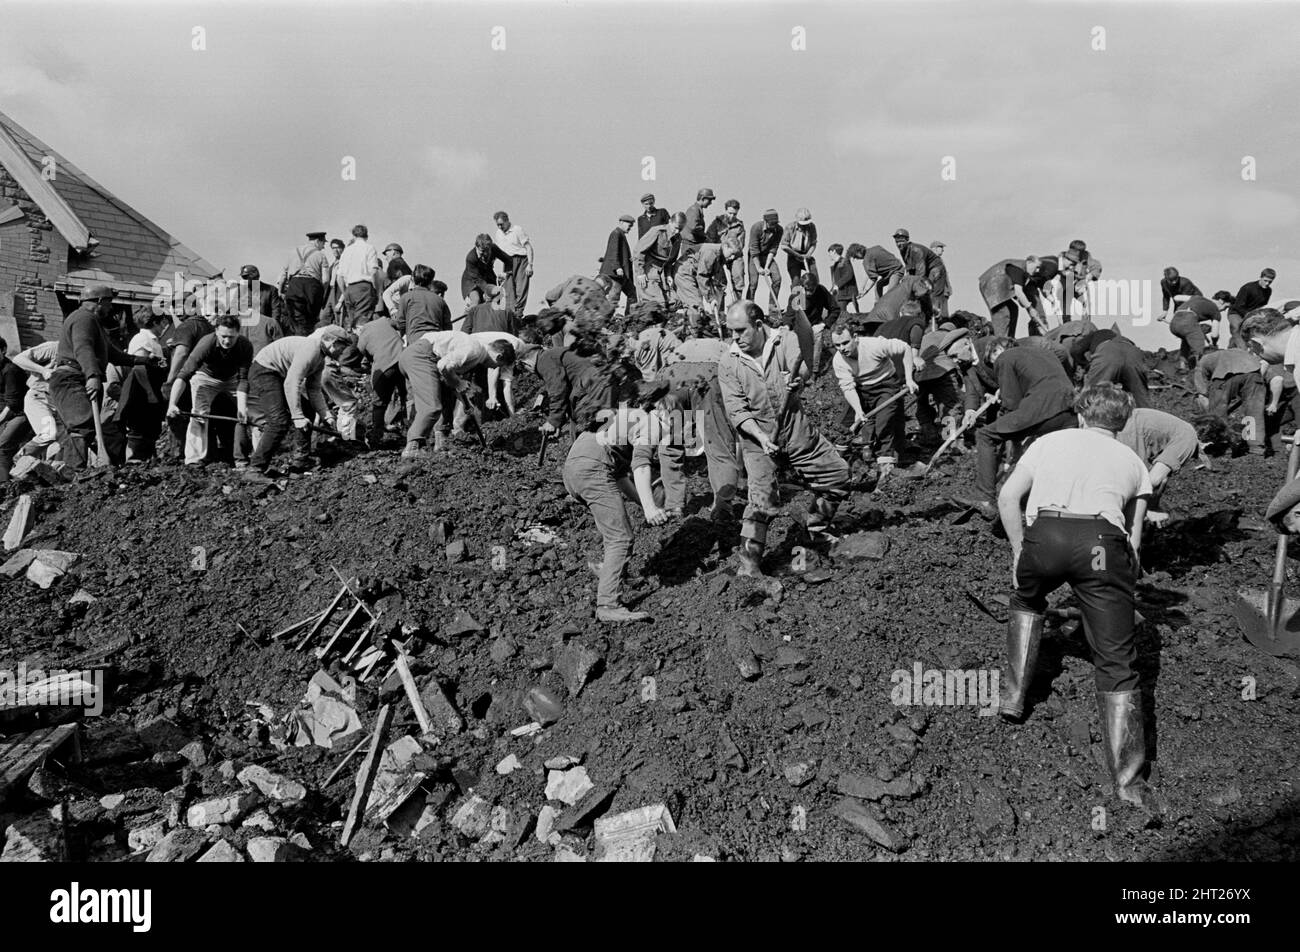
[1234,590,1300,658]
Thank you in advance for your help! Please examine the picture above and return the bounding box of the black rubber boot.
[1097,689,1167,814]
[1000,609,1044,720]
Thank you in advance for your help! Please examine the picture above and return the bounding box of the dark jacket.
[461,245,512,299]
[967,346,1076,422]
[56,305,139,381]
[535,347,597,429]
[600,229,633,280]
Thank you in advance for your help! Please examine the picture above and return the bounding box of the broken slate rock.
[237,765,307,804]
[495,754,522,775]
[186,791,260,828]
[450,795,493,839]
[554,642,604,696]
[831,531,890,561]
[554,783,619,833]
[522,685,564,726]
[419,679,465,737]
[444,610,484,638]
[545,766,595,806]
[197,840,246,863]
[147,828,208,863]
[247,836,306,863]
[832,797,907,852]
[784,761,816,787]
[837,773,925,801]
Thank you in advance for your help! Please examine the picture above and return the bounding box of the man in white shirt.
[245,327,350,476]
[493,211,534,319]
[829,324,918,475]
[397,329,514,458]
[996,384,1162,813]
[333,224,381,331]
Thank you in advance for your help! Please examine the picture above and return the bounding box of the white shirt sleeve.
[1284,327,1300,371]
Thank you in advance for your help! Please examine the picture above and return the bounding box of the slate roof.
[0,108,218,292]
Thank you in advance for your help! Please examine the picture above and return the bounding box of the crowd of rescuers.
[0,204,1290,819]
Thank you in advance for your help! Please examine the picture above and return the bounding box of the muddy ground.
[1,354,1297,863]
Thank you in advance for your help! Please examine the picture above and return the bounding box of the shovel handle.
[850,386,910,435]
[537,430,550,467]
[1266,436,1300,621]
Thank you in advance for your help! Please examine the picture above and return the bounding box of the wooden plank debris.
[0,723,80,804]
[341,704,392,847]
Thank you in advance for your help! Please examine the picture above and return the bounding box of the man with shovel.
[49,285,158,470]
[245,326,350,476]
[996,384,1163,813]
[719,301,849,577]
[166,313,253,466]
[829,321,919,478]
[953,336,1078,520]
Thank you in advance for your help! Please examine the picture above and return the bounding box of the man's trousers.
[283,276,324,336]
[1210,371,1266,452]
[398,346,455,443]
[503,255,530,318]
[739,414,849,547]
[1011,513,1139,692]
[746,257,782,313]
[185,371,247,464]
[341,282,377,331]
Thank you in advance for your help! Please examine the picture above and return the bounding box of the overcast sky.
[2,0,1298,347]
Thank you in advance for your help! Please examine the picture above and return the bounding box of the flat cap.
[1267,474,1300,530]
[384,243,403,255]
[697,187,716,200]
[640,192,655,203]
[795,207,812,223]
[618,214,635,224]
[240,265,260,280]
[893,228,910,240]
[762,208,779,222]
[306,231,326,240]
[930,240,945,250]
[82,284,115,301]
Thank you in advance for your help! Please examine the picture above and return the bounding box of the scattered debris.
[341,703,394,848]
[545,766,594,805]
[593,804,676,862]
[3,495,34,552]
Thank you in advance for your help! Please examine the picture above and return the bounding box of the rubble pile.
[1,359,1298,862]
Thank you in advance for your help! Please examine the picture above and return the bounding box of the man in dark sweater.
[49,285,157,469]
[1230,268,1275,346]
[397,266,452,338]
[953,337,1079,516]
[1159,267,1202,319]
[746,210,784,313]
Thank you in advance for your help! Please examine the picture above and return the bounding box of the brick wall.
[0,164,68,346]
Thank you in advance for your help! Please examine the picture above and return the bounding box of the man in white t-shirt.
[996,383,1163,814]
